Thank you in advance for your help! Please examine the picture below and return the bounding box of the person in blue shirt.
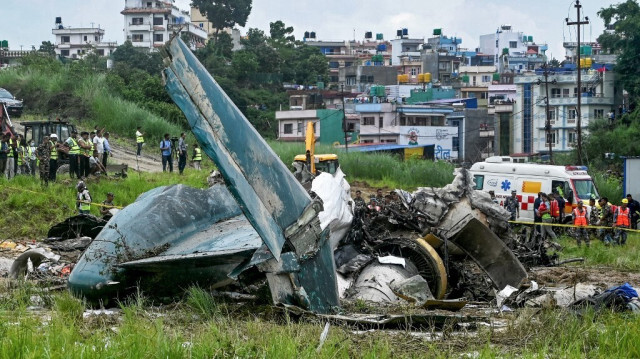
[102,132,111,168]
[160,133,173,173]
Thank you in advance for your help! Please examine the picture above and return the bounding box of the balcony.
[130,41,151,48]
[128,23,152,31]
[479,129,495,138]
[545,96,614,106]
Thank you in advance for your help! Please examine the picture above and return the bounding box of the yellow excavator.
[293,122,340,175]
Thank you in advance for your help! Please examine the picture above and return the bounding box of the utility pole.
[566,0,589,165]
[538,64,557,164]
[341,84,349,153]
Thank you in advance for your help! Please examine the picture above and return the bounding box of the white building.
[355,103,458,160]
[479,25,546,74]
[122,0,208,51]
[52,18,118,59]
[512,69,622,155]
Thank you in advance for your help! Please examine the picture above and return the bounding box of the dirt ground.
[530,266,640,288]
[108,142,161,173]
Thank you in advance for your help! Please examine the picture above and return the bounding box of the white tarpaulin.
[311,168,354,250]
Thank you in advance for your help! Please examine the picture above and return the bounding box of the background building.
[122,0,207,51]
[52,17,117,59]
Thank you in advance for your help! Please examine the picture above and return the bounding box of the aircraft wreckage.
[68,37,532,313]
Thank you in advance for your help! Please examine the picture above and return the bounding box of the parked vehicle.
[0,88,23,117]
[470,156,599,222]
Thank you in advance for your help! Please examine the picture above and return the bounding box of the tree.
[269,20,295,48]
[191,0,252,40]
[38,41,56,56]
[598,0,640,101]
[112,41,163,75]
[549,58,561,68]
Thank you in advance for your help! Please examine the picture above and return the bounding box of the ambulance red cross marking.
[518,195,535,211]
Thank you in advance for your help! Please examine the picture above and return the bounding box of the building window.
[568,131,577,144]
[61,36,70,44]
[472,76,476,85]
[329,76,339,83]
[329,62,339,69]
[546,131,557,145]
[568,109,577,120]
[132,17,144,25]
[548,109,556,121]
[562,89,570,98]
[438,62,448,71]
[452,137,459,151]
[410,68,418,76]
[594,109,604,119]
[362,139,374,144]
[153,17,164,25]
[367,76,374,83]
[482,75,491,82]
[83,36,88,41]
[509,41,517,49]
[362,117,375,126]
[95,36,99,41]
[97,49,105,56]
[551,88,561,98]
[154,34,164,42]
[480,92,488,99]
[61,49,70,57]
[283,124,293,134]
[346,76,356,86]
[132,34,144,42]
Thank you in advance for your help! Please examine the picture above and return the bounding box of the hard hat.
[50,134,58,138]
[622,198,629,204]
[76,181,85,190]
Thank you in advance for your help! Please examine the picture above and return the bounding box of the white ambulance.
[469,156,600,222]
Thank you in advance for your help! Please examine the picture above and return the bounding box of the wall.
[398,126,456,160]
[464,108,493,163]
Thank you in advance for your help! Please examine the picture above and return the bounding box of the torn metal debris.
[67,36,540,314]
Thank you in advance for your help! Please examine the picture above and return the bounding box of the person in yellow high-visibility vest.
[136,127,145,157]
[192,143,202,171]
[66,130,81,179]
[49,134,60,182]
[5,135,15,179]
[76,181,92,215]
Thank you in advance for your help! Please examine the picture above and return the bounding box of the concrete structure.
[122,0,207,51]
[513,67,622,155]
[339,65,398,92]
[52,19,117,59]
[478,25,547,73]
[0,49,37,68]
[275,108,358,145]
[355,102,458,160]
[190,6,242,50]
[305,37,392,88]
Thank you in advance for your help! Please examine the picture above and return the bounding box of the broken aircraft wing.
[162,38,311,259]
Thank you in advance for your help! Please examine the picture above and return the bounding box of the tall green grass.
[0,66,183,144]
[592,172,623,201]
[0,170,209,240]
[269,141,456,190]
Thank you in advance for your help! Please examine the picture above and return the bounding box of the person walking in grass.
[573,201,590,247]
[613,198,631,245]
[76,181,91,215]
[78,132,92,179]
[102,132,111,168]
[136,127,144,157]
[0,135,8,175]
[178,132,187,175]
[598,197,614,245]
[36,135,51,186]
[28,139,37,176]
[192,143,202,170]
[160,133,173,173]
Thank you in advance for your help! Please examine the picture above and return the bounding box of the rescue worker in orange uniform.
[572,200,590,247]
[613,198,631,245]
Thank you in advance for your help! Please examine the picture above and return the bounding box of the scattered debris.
[316,322,330,353]
[47,214,108,241]
[390,275,434,306]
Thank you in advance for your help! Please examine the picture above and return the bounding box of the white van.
[469,156,599,222]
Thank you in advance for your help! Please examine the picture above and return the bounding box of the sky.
[1,0,621,59]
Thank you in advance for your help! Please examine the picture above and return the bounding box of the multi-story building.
[52,18,118,59]
[512,66,622,155]
[478,25,547,74]
[122,0,208,51]
[305,36,392,89]
[189,6,242,50]
[390,32,424,84]
[339,65,398,92]
[459,65,497,107]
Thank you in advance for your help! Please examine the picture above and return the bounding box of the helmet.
[76,181,85,190]
[50,134,58,139]
[622,198,629,204]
